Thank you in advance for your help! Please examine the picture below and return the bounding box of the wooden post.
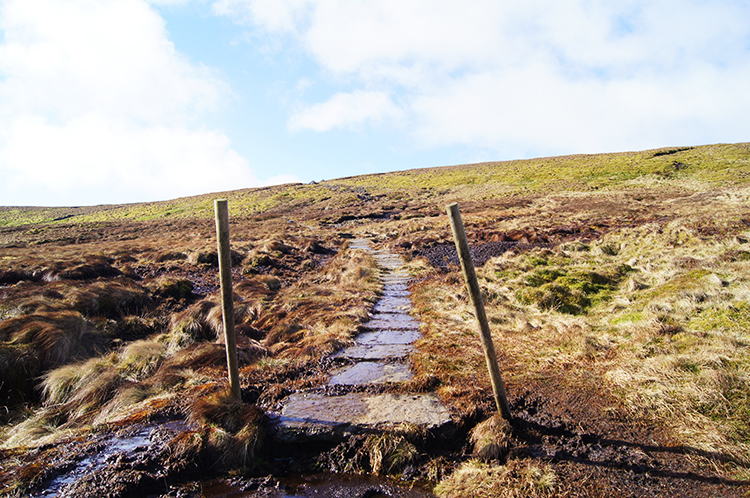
[214,199,241,400]
[446,202,512,421]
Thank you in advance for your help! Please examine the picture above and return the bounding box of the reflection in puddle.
[34,422,186,498]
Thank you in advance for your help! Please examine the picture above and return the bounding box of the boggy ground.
[2,144,750,497]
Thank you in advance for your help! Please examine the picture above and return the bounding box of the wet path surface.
[275,239,451,442]
[30,240,445,497]
[330,239,419,385]
[32,422,186,498]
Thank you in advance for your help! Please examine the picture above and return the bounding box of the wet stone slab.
[380,282,410,293]
[374,297,413,313]
[382,289,411,298]
[334,344,414,360]
[381,277,411,286]
[356,330,421,345]
[328,361,413,385]
[275,392,452,442]
[364,314,421,330]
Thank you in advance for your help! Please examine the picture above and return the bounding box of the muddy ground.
[1,183,749,497]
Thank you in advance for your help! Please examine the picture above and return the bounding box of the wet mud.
[23,422,187,498]
[166,473,434,498]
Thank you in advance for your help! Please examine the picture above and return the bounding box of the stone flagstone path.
[274,239,451,442]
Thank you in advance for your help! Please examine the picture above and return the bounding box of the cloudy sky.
[1,0,748,206]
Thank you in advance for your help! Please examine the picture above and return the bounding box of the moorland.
[1,142,750,497]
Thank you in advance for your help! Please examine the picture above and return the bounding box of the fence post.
[214,199,241,400]
[446,202,512,421]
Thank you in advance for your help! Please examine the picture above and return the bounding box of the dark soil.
[413,241,520,270]
[505,381,746,497]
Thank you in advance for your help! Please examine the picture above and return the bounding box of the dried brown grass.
[251,247,380,359]
[434,459,557,498]
[179,390,265,469]
[411,215,750,477]
[66,278,151,318]
[470,414,512,462]
[363,432,419,475]
[0,311,87,370]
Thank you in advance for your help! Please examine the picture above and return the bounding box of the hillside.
[1,142,750,497]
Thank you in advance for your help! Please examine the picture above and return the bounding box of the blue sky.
[1,0,749,207]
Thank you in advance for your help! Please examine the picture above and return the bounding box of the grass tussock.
[0,311,87,373]
[162,299,252,351]
[2,339,240,447]
[174,390,265,469]
[470,414,512,462]
[363,432,420,475]
[65,278,151,319]
[434,459,557,498]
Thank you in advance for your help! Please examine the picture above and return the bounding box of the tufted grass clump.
[470,413,512,462]
[363,432,420,475]
[434,459,556,498]
[515,263,631,314]
[180,390,265,469]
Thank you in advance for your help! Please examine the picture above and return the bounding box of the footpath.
[274,239,451,441]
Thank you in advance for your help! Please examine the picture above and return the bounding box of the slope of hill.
[1,142,749,497]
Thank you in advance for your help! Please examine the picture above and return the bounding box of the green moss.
[524,268,564,287]
[527,256,549,267]
[688,302,750,334]
[515,263,631,314]
[641,269,712,301]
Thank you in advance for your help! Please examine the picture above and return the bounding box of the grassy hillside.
[2,143,748,227]
[1,142,749,497]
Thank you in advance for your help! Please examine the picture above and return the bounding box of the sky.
[0,0,749,207]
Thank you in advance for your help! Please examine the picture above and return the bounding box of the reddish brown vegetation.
[2,156,750,497]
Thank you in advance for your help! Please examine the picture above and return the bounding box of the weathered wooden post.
[214,199,241,400]
[446,202,512,421]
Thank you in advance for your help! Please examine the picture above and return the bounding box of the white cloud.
[0,0,280,207]
[2,113,263,205]
[214,0,750,155]
[289,90,403,131]
[211,0,310,33]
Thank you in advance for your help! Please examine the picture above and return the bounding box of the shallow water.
[35,427,154,498]
[33,421,187,498]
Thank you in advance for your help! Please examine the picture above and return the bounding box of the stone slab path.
[274,239,451,442]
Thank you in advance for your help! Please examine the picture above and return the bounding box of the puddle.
[276,473,435,498]
[33,422,185,498]
[34,427,151,498]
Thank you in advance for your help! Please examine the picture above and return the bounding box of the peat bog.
[1,143,750,497]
